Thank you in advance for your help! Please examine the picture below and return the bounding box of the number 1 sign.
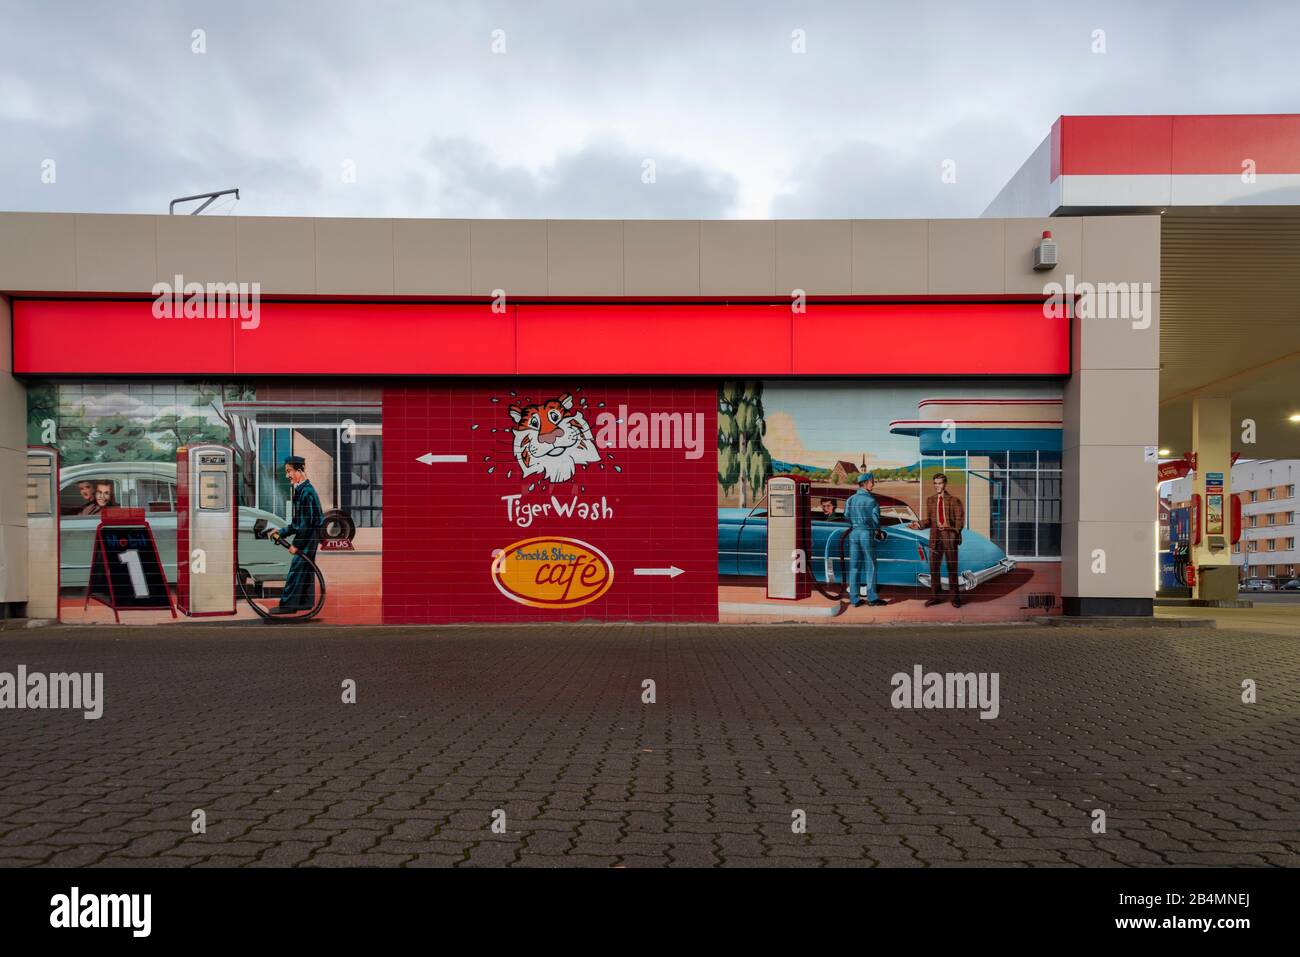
[84,508,176,622]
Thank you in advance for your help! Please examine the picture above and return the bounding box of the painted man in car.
[269,455,324,615]
[910,472,965,608]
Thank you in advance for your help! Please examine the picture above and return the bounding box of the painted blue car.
[718,488,1015,594]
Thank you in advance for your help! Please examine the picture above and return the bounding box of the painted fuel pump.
[176,444,237,616]
[25,447,59,620]
[765,475,812,600]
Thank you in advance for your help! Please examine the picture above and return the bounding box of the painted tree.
[191,383,258,506]
[150,411,229,459]
[25,381,58,446]
[60,411,155,463]
[717,380,772,507]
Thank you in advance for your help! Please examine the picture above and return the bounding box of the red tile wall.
[383,381,719,623]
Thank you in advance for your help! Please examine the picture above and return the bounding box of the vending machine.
[25,448,59,620]
[176,444,237,616]
[766,475,812,600]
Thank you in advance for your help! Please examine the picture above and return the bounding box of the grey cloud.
[424,138,739,218]
[3,0,1300,218]
[0,114,325,215]
[771,120,1038,219]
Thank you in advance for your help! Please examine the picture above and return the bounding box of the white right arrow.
[634,566,685,578]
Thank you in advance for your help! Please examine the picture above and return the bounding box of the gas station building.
[1,114,1297,625]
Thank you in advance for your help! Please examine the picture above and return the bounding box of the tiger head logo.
[508,393,602,483]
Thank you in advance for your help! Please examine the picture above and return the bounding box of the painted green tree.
[58,411,156,463]
[25,381,58,446]
[190,382,257,505]
[718,380,772,507]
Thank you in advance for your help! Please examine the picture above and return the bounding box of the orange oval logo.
[491,536,614,609]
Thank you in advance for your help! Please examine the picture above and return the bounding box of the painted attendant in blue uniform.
[269,455,323,615]
[843,473,889,608]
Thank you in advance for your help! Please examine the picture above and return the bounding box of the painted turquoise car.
[718,489,1015,594]
[57,461,292,590]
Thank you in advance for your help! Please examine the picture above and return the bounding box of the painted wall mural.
[28,376,1061,627]
[26,381,383,624]
[717,380,1064,623]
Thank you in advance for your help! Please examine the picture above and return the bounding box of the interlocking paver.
[0,621,1296,868]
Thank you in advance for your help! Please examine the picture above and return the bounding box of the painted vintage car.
[57,461,292,590]
[719,485,1016,595]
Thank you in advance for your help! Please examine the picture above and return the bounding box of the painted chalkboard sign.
[84,508,176,622]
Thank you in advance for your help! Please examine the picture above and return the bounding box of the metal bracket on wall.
[169,188,240,215]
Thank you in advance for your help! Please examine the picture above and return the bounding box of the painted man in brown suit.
[909,473,965,608]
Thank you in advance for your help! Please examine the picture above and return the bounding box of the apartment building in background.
[1166,459,1299,582]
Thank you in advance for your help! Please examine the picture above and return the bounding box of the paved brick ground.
[0,622,1296,868]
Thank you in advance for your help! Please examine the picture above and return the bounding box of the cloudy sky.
[2,0,1297,219]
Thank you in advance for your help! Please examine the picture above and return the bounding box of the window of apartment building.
[1233,542,1240,553]
[1249,515,1257,527]
[1288,484,1296,498]
[1249,490,1257,503]
[1287,511,1296,525]
[1289,537,1297,550]
[1247,540,1258,552]
[1268,513,1276,525]
[1265,539,1276,551]
[1268,487,1277,500]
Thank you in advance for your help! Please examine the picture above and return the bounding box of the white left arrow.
[634,566,685,578]
[416,453,468,465]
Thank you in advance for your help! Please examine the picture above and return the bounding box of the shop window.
[933,449,1059,560]
[257,428,293,520]
[340,433,383,528]
[1006,473,1037,556]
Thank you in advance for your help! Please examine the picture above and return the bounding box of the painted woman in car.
[81,481,117,515]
